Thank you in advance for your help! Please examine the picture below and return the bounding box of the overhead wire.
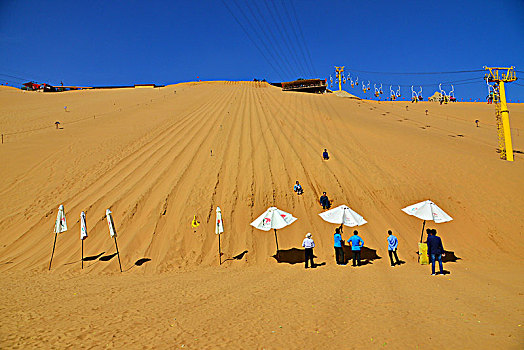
[221,0,287,79]
[264,0,309,78]
[257,0,306,79]
[347,69,485,75]
[251,0,305,79]
[285,0,318,77]
[278,0,312,77]
[243,0,299,78]
[0,73,32,81]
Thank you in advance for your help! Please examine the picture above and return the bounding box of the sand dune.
[0,82,523,348]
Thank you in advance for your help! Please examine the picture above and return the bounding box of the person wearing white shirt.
[302,233,315,269]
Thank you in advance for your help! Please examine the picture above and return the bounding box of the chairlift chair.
[439,83,449,103]
[396,85,401,98]
[390,86,396,100]
[449,85,456,102]
[411,85,418,102]
[374,84,380,97]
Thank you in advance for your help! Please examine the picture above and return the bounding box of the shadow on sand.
[341,245,381,266]
[416,250,461,264]
[99,252,118,261]
[442,250,461,263]
[272,248,326,268]
[223,250,248,263]
[64,252,105,266]
[83,252,105,261]
[124,258,152,272]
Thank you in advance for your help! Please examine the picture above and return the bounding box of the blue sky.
[1,0,523,100]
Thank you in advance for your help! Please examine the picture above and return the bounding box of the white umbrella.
[80,211,88,269]
[106,209,122,272]
[402,200,453,242]
[49,204,67,270]
[216,207,224,265]
[319,204,367,229]
[250,207,297,254]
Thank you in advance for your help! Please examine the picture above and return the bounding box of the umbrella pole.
[49,232,57,271]
[274,229,280,256]
[113,236,122,272]
[81,239,84,269]
[420,220,426,243]
[218,233,222,265]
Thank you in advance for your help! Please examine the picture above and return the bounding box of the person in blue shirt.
[427,229,445,275]
[333,227,344,265]
[322,148,329,160]
[348,230,364,266]
[387,230,400,266]
[293,180,303,195]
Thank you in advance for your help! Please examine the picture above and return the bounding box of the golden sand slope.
[1,82,523,272]
[0,82,523,348]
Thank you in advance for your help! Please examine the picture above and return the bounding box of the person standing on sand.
[334,227,344,265]
[322,149,329,160]
[387,230,400,266]
[302,233,315,269]
[319,192,330,210]
[348,230,364,266]
[427,229,445,275]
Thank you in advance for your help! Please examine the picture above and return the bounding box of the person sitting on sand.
[348,230,364,267]
[302,233,315,269]
[427,229,445,275]
[293,181,303,195]
[322,149,329,160]
[334,227,344,265]
[387,230,400,266]
[319,192,330,210]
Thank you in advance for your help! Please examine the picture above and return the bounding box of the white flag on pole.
[80,211,88,240]
[106,209,117,238]
[216,207,224,235]
[54,205,68,234]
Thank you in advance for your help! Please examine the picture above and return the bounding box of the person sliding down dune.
[322,149,329,160]
[319,192,330,210]
[293,181,303,195]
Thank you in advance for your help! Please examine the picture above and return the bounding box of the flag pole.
[114,236,122,272]
[81,239,84,269]
[49,232,57,270]
[218,233,222,265]
[274,228,279,256]
[419,220,426,243]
